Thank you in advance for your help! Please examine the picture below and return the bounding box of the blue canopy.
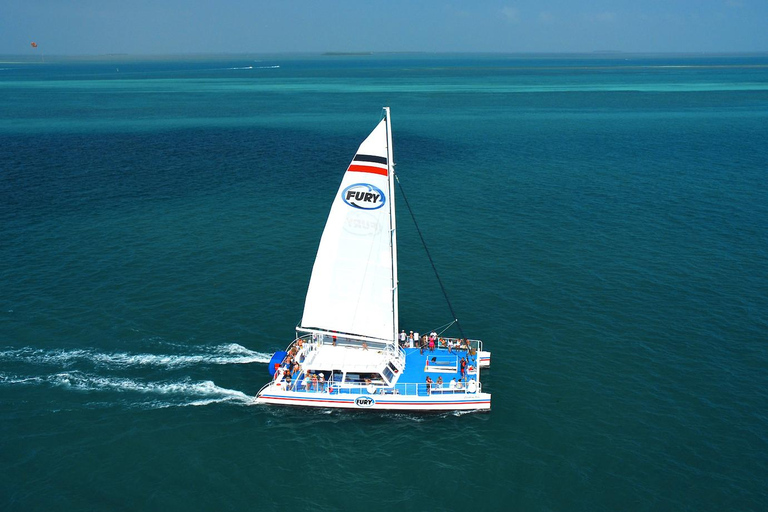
[267,351,287,377]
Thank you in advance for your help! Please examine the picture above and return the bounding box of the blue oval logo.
[355,396,375,407]
[342,183,386,210]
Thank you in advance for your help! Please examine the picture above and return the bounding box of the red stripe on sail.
[347,164,388,176]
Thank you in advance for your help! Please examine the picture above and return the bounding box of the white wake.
[0,343,272,369]
[1,370,253,408]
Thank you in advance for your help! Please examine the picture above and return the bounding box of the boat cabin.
[292,332,402,390]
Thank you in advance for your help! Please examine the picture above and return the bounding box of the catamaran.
[255,108,491,411]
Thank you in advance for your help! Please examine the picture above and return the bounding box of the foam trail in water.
[0,343,272,369]
[220,65,279,70]
[1,371,252,407]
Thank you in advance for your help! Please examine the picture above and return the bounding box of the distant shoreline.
[322,52,374,56]
[2,51,768,62]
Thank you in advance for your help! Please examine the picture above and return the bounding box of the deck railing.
[400,336,483,353]
[290,334,482,356]
[283,333,406,373]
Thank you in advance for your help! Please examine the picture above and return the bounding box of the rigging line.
[435,320,457,339]
[394,174,466,340]
[426,320,456,337]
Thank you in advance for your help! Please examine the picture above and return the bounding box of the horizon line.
[3,50,768,59]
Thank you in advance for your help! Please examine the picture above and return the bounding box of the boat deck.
[258,342,489,410]
[399,346,479,387]
[275,344,482,393]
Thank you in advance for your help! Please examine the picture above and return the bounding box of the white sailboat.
[255,108,491,411]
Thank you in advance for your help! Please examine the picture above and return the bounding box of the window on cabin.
[343,372,384,384]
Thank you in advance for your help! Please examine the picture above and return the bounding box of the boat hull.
[255,387,491,411]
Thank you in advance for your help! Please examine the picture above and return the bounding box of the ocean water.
[1,53,767,511]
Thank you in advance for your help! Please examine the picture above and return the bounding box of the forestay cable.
[394,174,466,340]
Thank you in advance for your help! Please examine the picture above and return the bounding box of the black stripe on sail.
[353,154,387,165]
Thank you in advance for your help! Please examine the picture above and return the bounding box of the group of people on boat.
[273,338,308,388]
[302,370,327,392]
[425,375,476,393]
[274,364,330,394]
[399,330,475,354]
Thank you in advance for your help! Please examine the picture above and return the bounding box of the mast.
[384,107,399,344]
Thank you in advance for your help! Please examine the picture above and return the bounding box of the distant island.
[322,52,373,56]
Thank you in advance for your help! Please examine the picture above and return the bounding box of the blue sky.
[3,0,767,55]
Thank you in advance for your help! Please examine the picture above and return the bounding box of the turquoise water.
[2,54,767,510]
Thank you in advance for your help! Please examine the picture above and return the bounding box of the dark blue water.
[2,54,767,511]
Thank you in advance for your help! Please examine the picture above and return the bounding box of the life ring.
[467,380,477,392]
[366,384,376,394]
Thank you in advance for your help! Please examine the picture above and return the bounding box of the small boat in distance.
[255,108,491,411]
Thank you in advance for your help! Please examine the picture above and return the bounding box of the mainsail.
[300,112,398,342]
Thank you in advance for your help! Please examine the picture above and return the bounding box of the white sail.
[300,114,397,342]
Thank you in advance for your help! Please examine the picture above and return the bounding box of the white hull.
[478,350,491,368]
[256,385,491,411]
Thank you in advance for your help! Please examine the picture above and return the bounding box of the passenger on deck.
[460,357,467,378]
[456,378,464,390]
[447,338,454,353]
[311,373,318,391]
[304,372,312,391]
[399,329,407,347]
[436,376,443,389]
[425,376,433,393]
[318,373,325,391]
[362,341,368,350]
[283,368,292,384]
[449,377,457,389]
[428,337,435,352]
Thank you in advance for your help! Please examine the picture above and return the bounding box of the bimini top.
[299,114,397,343]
